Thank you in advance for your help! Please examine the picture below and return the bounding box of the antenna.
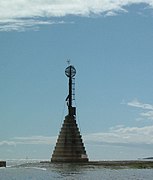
[67,59,71,66]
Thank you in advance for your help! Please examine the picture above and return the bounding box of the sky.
[1,0,153,161]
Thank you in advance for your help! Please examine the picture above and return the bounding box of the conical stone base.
[51,115,88,162]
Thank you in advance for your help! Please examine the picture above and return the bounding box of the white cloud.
[140,111,153,120]
[128,99,153,110]
[0,136,56,146]
[13,135,56,145]
[0,19,70,32]
[0,0,153,31]
[127,99,153,120]
[84,125,153,146]
[0,141,16,146]
[1,124,153,149]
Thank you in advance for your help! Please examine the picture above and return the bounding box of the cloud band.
[0,0,153,31]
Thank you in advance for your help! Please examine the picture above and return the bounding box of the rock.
[0,161,6,167]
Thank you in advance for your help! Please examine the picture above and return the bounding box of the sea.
[0,159,153,180]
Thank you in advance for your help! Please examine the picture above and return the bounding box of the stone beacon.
[51,65,88,162]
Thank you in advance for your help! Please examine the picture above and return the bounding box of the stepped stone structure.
[51,65,88,162]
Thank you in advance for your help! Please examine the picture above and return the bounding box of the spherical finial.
[65,65,76,77]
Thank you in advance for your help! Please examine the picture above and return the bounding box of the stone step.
[51,115,88,162]
[54,145,85,150]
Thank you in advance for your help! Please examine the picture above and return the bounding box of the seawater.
[0,160,153,180]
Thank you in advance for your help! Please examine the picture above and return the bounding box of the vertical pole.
[68,66,72,115]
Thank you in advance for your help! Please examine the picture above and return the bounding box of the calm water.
[0,160,153,180]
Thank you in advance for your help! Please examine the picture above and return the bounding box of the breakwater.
[40,160,153,169]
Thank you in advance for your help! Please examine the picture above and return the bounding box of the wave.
[6,159,48,167]
[25,167,47,171]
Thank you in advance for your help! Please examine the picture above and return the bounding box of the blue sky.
[1,1,153,160]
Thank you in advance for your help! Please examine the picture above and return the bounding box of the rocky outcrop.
[0,161,6,167]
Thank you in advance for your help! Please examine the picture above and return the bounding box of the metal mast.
[65,65,76,116]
